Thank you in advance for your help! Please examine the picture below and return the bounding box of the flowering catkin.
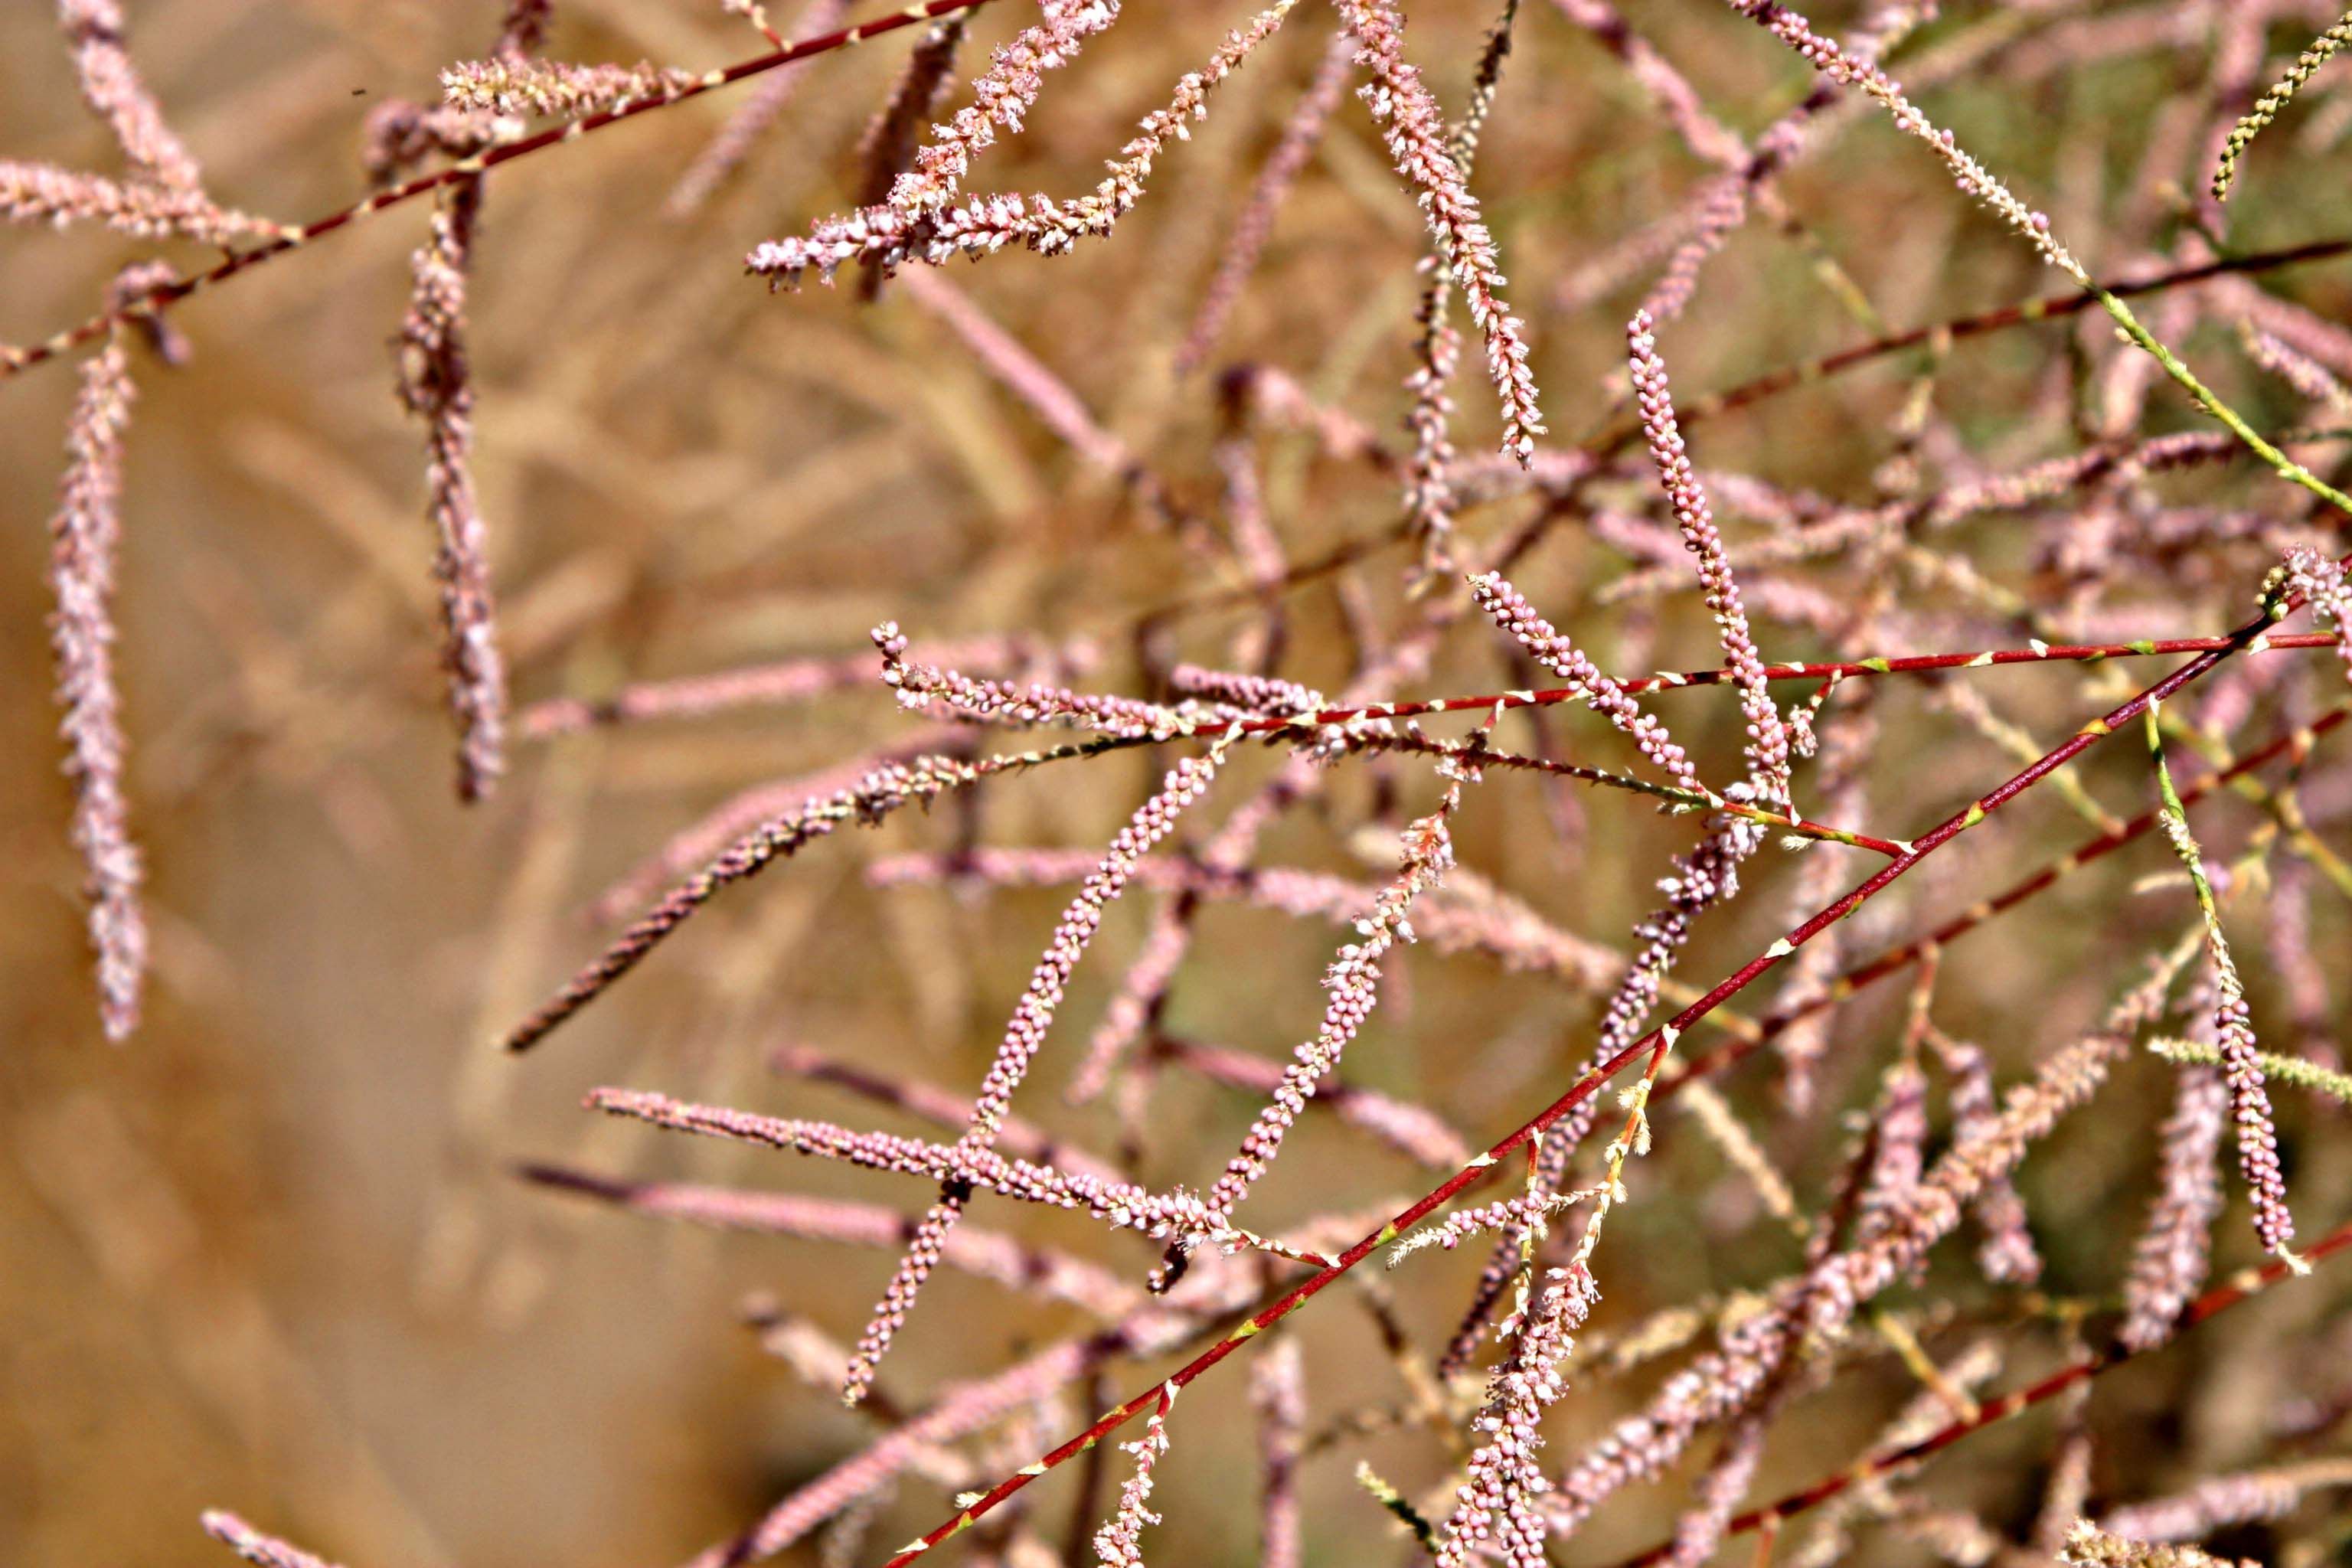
[1158,1035,1471,1171]
[1664,1412,1769,1568]
[1927,1031,2043,1285]
[1,159,273,244]
[1250,1338,1305,1568]
[853,15,969,207]
[2119,1062,2228,1352]
[520,1164,1140,1317]
[58,0,203,194]
[894,273,1145,482]
[2060,1521,2257,1568]
[1176,28,1354,373]
[200,1513,345,1568]
[1628,309,1788,806]
[681,1325,1214,1568]
[1336,0,1544,462]
[767,1040,1129,1183]
[1387,1190,1593,1266]
[1453,560,1762,1354]
[1726,0,2090,286]
[584,733,967,921]
[1469,572,1700,793]
[506,749,995,1050]
[2238,320,2352,411]
[1435,1266,1596,1566]
[397,181,508,804]
[1202,783,1462,1227]
[49,338,147,1042]
[520,635,1050,738]
[1093,1386,1175,1567]
[841,743,1228,1401]
[2148,707,2301,1269]
[2213,8,2352,201]
[1548,0,1746,170]
[748,2,1295,286]
[583,1090,1223,1242]
[875,622,1182,737]
[900,0,1122,213]
[2283,545,2352,688]
[1404,0,1520,578]
[1548,962,2177,1536]
[1769,692,1880,1111]
[2101,1459,2352,1544]
[440,57,702,118]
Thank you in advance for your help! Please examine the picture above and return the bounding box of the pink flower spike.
[59,0,204,194]
[49,337,146,1041]
[1336,0,1544,462]
[1628,309,1788,808]
[397,180,508,804]
[840,740,1230,1401]
[201,1512,346,1568]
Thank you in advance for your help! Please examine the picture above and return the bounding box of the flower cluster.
[1338,0,1544,462]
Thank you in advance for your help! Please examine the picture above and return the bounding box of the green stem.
[2096,287,2352,515]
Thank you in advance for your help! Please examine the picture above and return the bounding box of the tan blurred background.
[6,2,2352,1566]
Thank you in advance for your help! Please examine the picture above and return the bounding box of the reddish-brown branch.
[1663,701,2350,1090]
[1673,237,2352,430]
[1139,238,2352,629]
[1606,1217,2352,1566]
[1127,632,2341,745]
[1,0,1001,377]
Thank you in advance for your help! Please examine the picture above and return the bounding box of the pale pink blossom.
[59,0,203,193]
[49,338,146,1041]
[898,0,1123,212]
[1628,310,1789,806]
[1435,1266,1596,1567]
[840,744,1228,1399]
[1927,1031,2043,1284]
[2101,1459,2352,1544]
[522,1163,1141,1317]
[1470,571,1700,793]
[441,57,703,118]
[1202,785,1462,1226]
[750,4,1292,286]
[2283,545,2352,688]
[397,181,507,802]
[508,750,995,1050]
[201,1513,344,1568]
[1336,0,1544,462]
[1093,1386,1176,1566]
[2120,1060,2228,1352]
[1,158,273,244]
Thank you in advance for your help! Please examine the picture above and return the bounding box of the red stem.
[1663,701,2349,1089]
[1606,1216,2352,1566]
[1134,632,2340,743]
[1680,237,2352,429]
[0,0,999,377]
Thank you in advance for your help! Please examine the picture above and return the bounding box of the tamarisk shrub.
[8,1,2352,1565]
